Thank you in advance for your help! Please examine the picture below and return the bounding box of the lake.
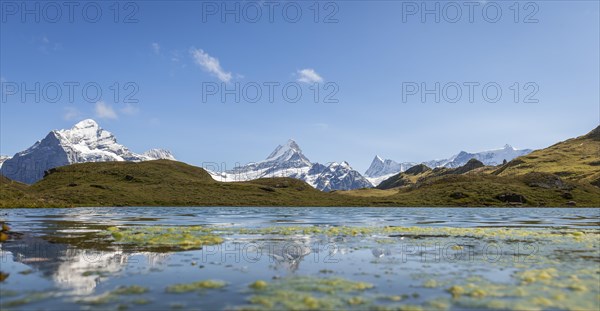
[0,207,598,310]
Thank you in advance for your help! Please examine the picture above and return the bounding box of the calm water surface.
[0,207,598,310]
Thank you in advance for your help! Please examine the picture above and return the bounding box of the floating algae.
[107,226,224,250]
[112,286,149,295]
[165,280,227,293]
[242,276,376,310]
[77,286,150,306]
[1,292,52,308]
[249,280,269,290]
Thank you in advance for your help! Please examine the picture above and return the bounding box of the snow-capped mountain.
[209,140,373,191]
[364,156,417,186]
[0,156,10,169]
[142,149,176,161]
[209,139,312,182]
[423,145,532,169]
[310,161,373,192]
[365,145,532,186]
[0,119,175,184]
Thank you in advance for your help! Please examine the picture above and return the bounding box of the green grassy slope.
[0,175,66,207]
[387,174,600,207]
[27,160,363,207]
[494,126,600,185]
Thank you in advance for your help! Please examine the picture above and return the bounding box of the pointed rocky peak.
[364,155,386,177]
[265,139,310,164]
[56,119,117,144]
[285,139,301,151]
[73,119,99,130]
[503,144,514,150]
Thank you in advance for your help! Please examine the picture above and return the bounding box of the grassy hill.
[1,126,599,208]
[26,160,364,207]
[493,126,600,185]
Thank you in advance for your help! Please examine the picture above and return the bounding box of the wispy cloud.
[151,42,160,55]
[297,68,324,84]
[63,107,81,121]
[190,48,232,83]
[120,103,139,115]
[36,36,62,54]
[95,101,118,119]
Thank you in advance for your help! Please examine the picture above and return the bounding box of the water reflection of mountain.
[2,234,169,295]
[264,239,312,272]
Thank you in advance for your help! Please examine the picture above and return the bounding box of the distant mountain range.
[2,125,598,207]
[0,119,175,184]
[0,119,532,191]
[365,145,533,186]
[208,139,372,191]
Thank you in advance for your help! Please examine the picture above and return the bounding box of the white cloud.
[120,103,139,115]
[190,48,232,83]
[151,42,160,55]
[297,68,324,84]
[63,107,81,121]
[95,101,118,119]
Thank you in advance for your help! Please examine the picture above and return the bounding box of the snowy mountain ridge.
[366,144,533,186]
[208,140,373,191]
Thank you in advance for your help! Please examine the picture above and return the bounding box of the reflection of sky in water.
[0,207,598,310]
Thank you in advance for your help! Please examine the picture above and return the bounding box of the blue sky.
[1,0,599,172]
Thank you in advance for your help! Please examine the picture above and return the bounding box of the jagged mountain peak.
[503,144,514,150]
[286,139,301,149]
[265,139,310,164]
[327,161,352,170]
[73,119,100,129]
[54,119,117,147]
